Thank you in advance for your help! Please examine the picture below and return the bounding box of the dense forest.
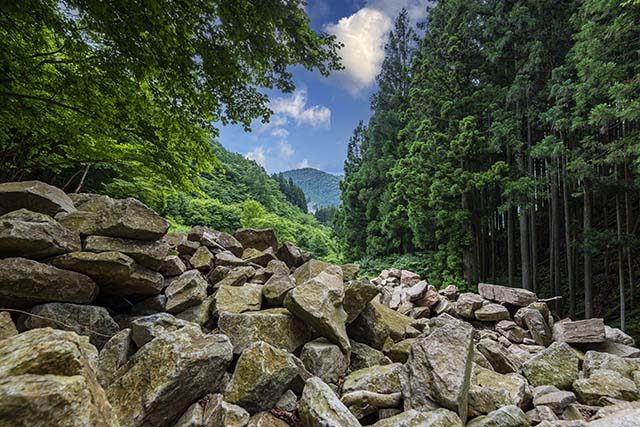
[0,0,342,262]
[338,1,640,333]
[280,168,343,210]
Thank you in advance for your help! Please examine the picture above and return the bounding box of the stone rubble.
[0,180,639,427]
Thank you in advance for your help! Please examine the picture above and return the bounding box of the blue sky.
[217,0,429,176]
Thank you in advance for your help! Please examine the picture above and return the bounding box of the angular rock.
[292,259,342,285]
[159,255,187,277]
[604,326,635,346]
[189,246,214,271]
[348,301,413,349]
[475,303,511,322]
[218,308,312,354]
[247,412,290,427]
[301,338,348,384]
[165,270,208,314]
[456,293,485,318]
[275,389,298,412]
[0,180,75,216]
[176,295,215,327]
[573,369,639,405]
[189,226,244,257]
[522,342,579,390]
[515,307,552,346]
[468,366,530,417]
[0,209,81,259]
[21,302,119,349]
[404,322,474,423]
[263,272,295,306]
[343,363,403,395]
[98,328,135,388]
[497,320,526,343]
[225,341,300,413]
[105,330,233,427]
[284,270,350,353]
[588,408,640,426]
[52,251,164,296]
[298,377,360,427]
[85,235,169,270]
[129,313,201,347]
[371,408,463,427]
[476,338,522,374]
[215,283,263,313]
[341,263,359,281]
[350,341,392,371]
[478,283,537,307]
[0,328,117,426]
[0,311,18,339]
[243,247,277,267]
[234,228,278,252]
[201,394,251,427]
[583,351,640,378]
[466,405,529,427]
[0,257,98,308]
[342,390,402,420]
[215,250,250,267]
[553,319,605,344]
[343,279,379,323]
[130,295,166,316]
[534,391,576,414]
[213,266,255,288]
[589,340,640,358]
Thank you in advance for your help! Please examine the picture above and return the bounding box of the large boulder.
[350,341,392,371]
[292,259,342,285]
[343,363,403,395]
[189,226,244,257]
[233,228,278,252]
[301,338,349,384]
[466,405,529,427]
[0,180,75,216]
[52,251,164,296]
[0,257,98,308]
[276,242,305,268]
[0,311,18,339]
[284,270,350,353]
[343,279,379,323]
[403,322,475,423]
[478,283,537,307]
[105,329,233,427]
[371,409,463,427]
[475,303,510,322]
[573,369,639,405]
[225,341,300,413]
[0,328,117,427]
[218,308,312,354]
[468,365,530,417]
[97,329,135,388]
[515,307,552,346]
[165,270,208,314]
[553,319,606,344]
[521,342,579,390]
[589,408,640,426]
[215,283,263,313]
[348,301,413,349]
[456,293,485,318]
[583,351,640,378]
[263,272,296,306]
[298,377,361,427]
[129,313,201,347]
[0,209,81,259]
[57,195,169,240]
[84,236,169,270]
[20,303,119,349]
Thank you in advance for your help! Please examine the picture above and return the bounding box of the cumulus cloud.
[271,89,331,129]
[297,159,310,169]
[326,8,391,95]
[278,141,294,159]
[271,127,289,138]
[326,0,429,95]
[246,146,266,168]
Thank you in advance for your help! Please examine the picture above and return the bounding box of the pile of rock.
[1,180,639,427]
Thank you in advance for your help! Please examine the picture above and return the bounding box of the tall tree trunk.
[616,190,626,331]
[519,206,531,291]
[563,157,576,318]
[508,207,515,288]
[625,163,634,309]
[584,184,593,318]
[552,158,562,315]
[462,189,473,286]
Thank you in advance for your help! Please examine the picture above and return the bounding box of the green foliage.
[315,206,338,225]
[279,168,342,209]
[272,173,308,212]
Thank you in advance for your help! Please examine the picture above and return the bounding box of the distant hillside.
[280,168,341,210]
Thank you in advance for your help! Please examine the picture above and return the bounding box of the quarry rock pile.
[1,180,639,426]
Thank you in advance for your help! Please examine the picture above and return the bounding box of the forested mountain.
[339,2,640,333]
[279,168,342,210]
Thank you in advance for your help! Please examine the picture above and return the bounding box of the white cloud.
[278,141,294,159]
[297,159,310,169]
[271,89,331,129]
[271,127,289,138]
[325,1,429,95]
[326,8,392,95]
[245,146,266,168]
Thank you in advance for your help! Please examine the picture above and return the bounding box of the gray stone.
[215,251,250,267]
[106,329,233,427]
[533,391,576,414]
[190,226,244,257]
[225,341,300,413]
[98,328,135,388]
[476,338,522,374]
[497,320,526,343]
[176,295,215,327]
[189,246,214,271]
[298,377,360,427]
[588,408,640,427]
[469,365,530,417]
[0,257,97,308]
[0,209,81,259]
[573,369,639,405]
[234,228,278,252]
[343,363,403,395]
[553,319,605,344]
[129,313,201,347]
[0,180,75,216]
[215,283,263,313]
[466,405,529,427]
[84,235,169,270]
[165,270,208,314]
[515,307,552,346]
[203,394,251,427]
[276,242,305,268]
[21,302,119,349]
[130,295,166,315]
[522,342,579,390]
[404,322,474,423]
[343,279,379,324]
[159,255,187,277]
[478,283,537,307]
[242,247,277,267]
[350,341,392,371]
[218,308,312,354]
[301,338,348,384]
[475,303,511,322]
[456,293,485,318]
[292,259,342,285]
[263,272,295,306]
[583,351,640,379]
[214,266,255,288]
[52,251,164,296]
[284,270,350,353]
[604,326,635,346]
[371,409,463,427]
[0,311,18,340]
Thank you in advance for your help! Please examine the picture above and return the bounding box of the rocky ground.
[1,180,640,427]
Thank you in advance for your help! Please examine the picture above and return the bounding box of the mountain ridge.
[279,167,342,210]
